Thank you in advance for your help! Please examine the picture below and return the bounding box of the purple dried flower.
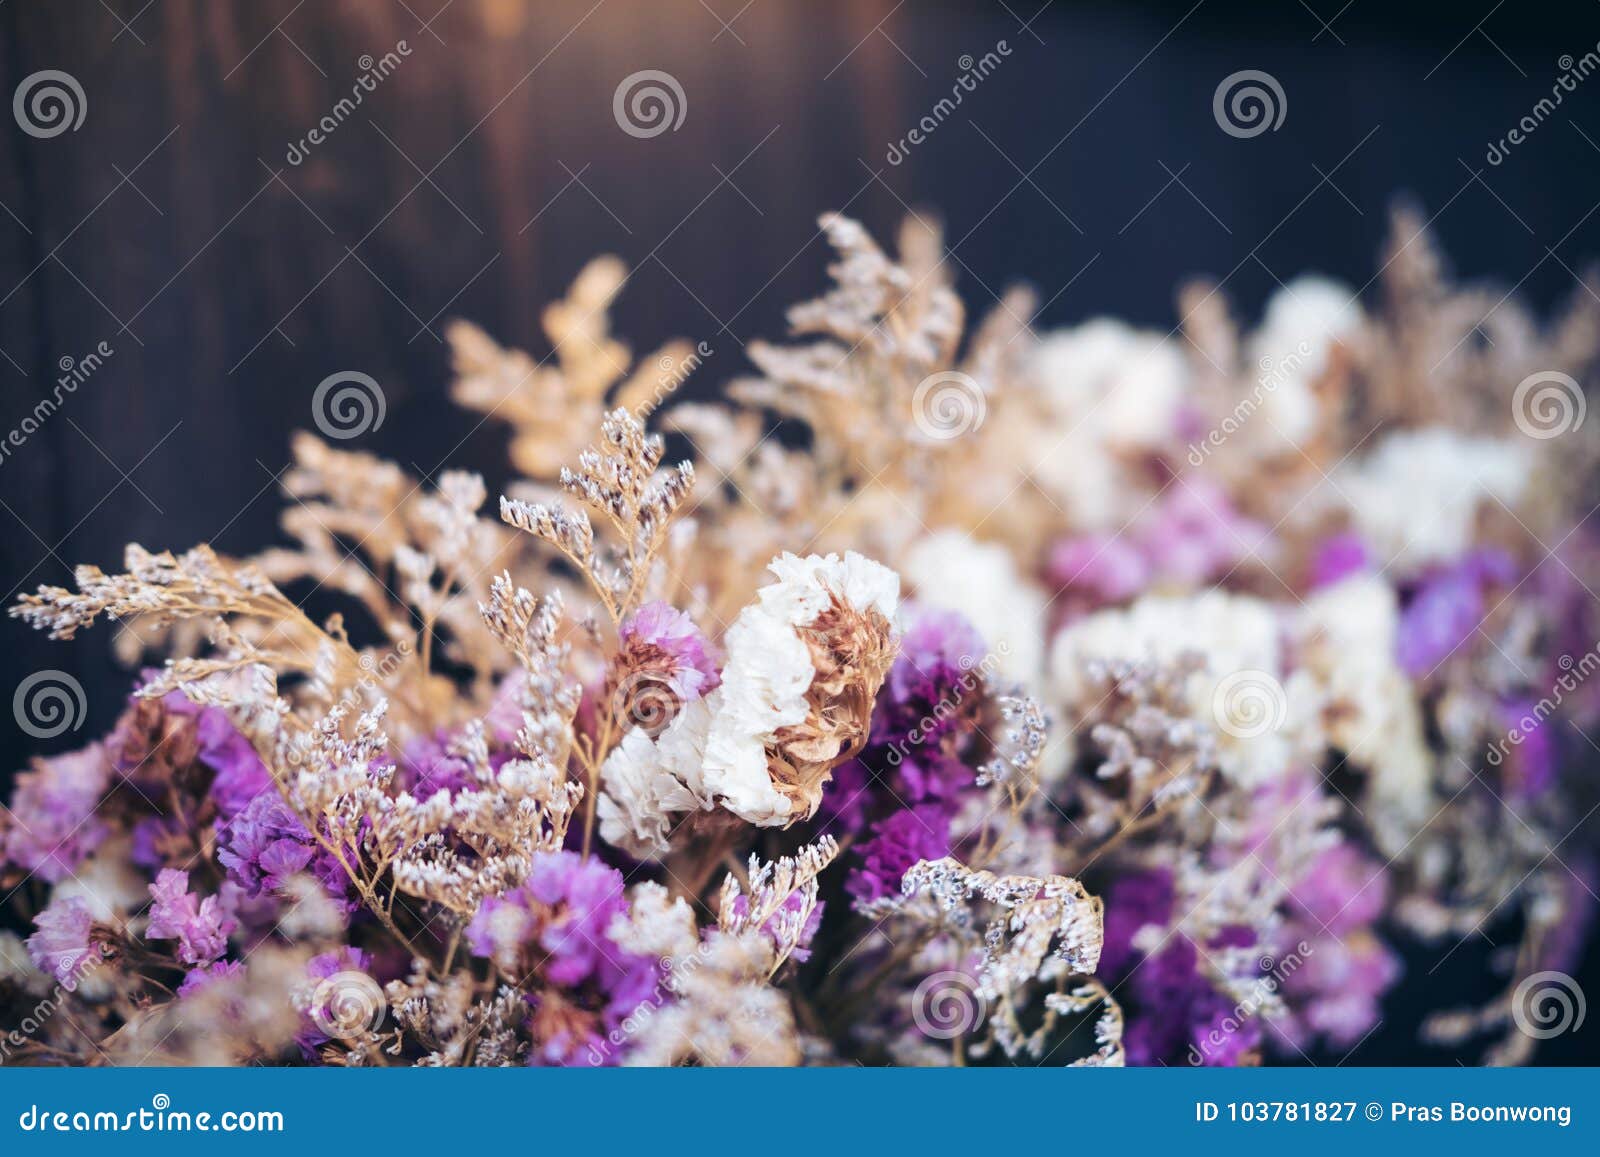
[156,693,273,820]
[846,805,952,904]
[177,959,245,998]
[146,868,237,966]
[130,812,189,872]
[1308,532,1369,589]
[216,792,350,910]
[1048,480,1270,606]
[1273,932,1399,1050]
[296,947,378,1057]
[396,732,476,800]
[27,895,97,987]
[729,890,825,963]
[618,601,719,701]
[465,851,663,1065]
[1396,549,1515,675]
[1287,842,1387,936]
[1048,533,1150,603]
[819,604,987,905]
[2,745,112,884]
[1495,697,1557,799]
[877,603,987,747]
[1099,867,1174,976]
[1124,936,1263,1066]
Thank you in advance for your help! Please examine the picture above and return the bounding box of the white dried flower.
[1246,276,1363,448]
[902,530,1046,687]
[1051,590,1290,785]
[1332,427,1531,569]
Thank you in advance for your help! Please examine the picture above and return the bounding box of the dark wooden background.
[3,0,1599,1062]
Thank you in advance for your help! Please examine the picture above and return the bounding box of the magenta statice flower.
[396,732,476,800]
[825,602,986,826]
[1098,866,1173,976]
[728,891,825,963]
[1127,938,1262,1067]
[308,945,372,982]
[1286,842,1387,935]
[146,868,237,966]
[177,959,245,998]
[1494,696,1557,799]
[296,946,377,1056]
[618,601,719,700]
[821,603,987,906]
[846,805,952,904]
[1272,932,1399,1051]
[1396,549,1515,675]
[130,812,188,872]
[1266,844,1400,1054]
[1309,531,1369,588]
[1139,479,1271,589]
[2,744,111,884]
[1048,480,1270,606]
[876,603,987,750]
[465,851,662,1065]
[27,895,96,987]
[1099,869,1266,1066]
[154,692,273,820]
[216,792,349,909]
[1048,534,1150,604]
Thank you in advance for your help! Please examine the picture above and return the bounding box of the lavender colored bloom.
[1396,549,1516,675]
[1139,480,1271,589]
[130,812,188,872]
[1266,844,1400,1055]
[1285,842,1387,936]
[821,604,987,906]
[618,601,720,701]
[396,732,476,800]
[296,947,377,1057]
[217,792,349,909]
[1048,480,1270,606]
[159,693,272,819]
[846,805,952,904]
[1274,931,1399,1050]
[177,959,245,998]
[146,868,237,966]
[1496,697,1557,799]
[2,745,112,883]
[729,890,825,963]
[308,945,373,982]
[1309,532,1369,588]
[877,604,987,748]
[1048,534,1150,604]
[1098,867,1173,976]
[826,603,986,825]
[27,896,96,987]
[466,851,663,1065]
[1123,936,1262,1067]
[1101,870,1267,1066]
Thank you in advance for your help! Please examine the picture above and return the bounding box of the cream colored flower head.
[599,551,900,857]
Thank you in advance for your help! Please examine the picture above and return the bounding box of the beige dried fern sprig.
[449,257,702,478]
[499,407,693,625]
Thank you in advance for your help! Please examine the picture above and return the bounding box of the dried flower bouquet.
[2,208,1597,1067]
